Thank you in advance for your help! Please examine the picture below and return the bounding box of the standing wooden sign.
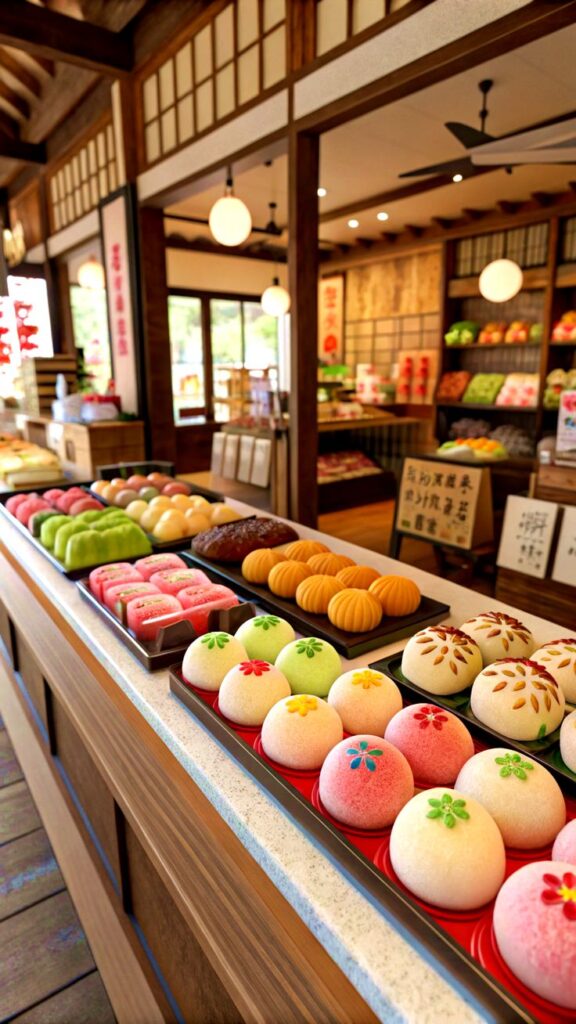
[551,505,576,586]
[395,457,493,550]
[497,496,559,579]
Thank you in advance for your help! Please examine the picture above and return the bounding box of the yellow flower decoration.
[351,669,383,690]
[286,695,318,717]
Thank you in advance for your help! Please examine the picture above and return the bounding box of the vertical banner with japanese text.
[100,188,141,415]
[497,496,558,579]
[318,275,344,362]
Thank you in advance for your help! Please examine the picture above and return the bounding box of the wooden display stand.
[16,414,146,480]
[496,568,574,632]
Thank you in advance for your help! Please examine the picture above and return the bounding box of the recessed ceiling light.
[377,211,389,221]
[348,218,359,228]
[452,173,463,183]
[317,187,327,197]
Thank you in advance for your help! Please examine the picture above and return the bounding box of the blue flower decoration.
[346,740,383,772]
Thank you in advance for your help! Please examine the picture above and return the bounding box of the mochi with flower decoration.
[327,668,402,735]
[319,735,413,829]
[182,631,247,692]
[401,625,482,695]
[234,614,295,662]
[275,637,341,697]
[218,659,291,726]
[493,861,576,1009]
[261,694,343,770]
[384,703,474,786]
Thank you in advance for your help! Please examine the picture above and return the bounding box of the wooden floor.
[0,716,115,1024]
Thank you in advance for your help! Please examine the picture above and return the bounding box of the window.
[69,284,112,394]
[168,291,279,423]
[168,294,205,421]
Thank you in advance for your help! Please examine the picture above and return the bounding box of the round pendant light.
[77,256,105,290]
[209,169,252,247]
[479,258,523,303]
[261,276,290,317]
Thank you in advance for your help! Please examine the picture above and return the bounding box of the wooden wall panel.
[0,600,15,668]
[125,822,243,1024]
[175,421,221,472]
[13,629,48,733]
[51,695,122,888]
[345,249,441,320]
[9,179,43,251]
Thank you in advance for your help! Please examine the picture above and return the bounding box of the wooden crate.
[22,357,77,416]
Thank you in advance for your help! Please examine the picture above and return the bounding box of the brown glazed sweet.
[193,517,298,563]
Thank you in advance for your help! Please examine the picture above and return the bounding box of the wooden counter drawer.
[13,627,49,733]
[0,599,16,668]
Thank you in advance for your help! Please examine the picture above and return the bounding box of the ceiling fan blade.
[399,156,474,179]
[445,122,495,149]
[472,148,576,165]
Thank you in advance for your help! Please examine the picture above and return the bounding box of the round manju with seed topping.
[470,658,565,740]
[531,638,576,703]
[460,611,535,665]
[401,625,482,695]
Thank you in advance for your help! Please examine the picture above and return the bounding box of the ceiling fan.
[399,80,576,179]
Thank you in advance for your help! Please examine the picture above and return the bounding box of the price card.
[396,457,492,549]
[551,506,576,586]
[497,495,558,579]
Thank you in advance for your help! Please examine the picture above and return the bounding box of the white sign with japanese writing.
[557,390,576,453]
[318,275,344,362]
[101,193,139,414]
[551,506,576,586]
[396,457,491,550]
[497,496,558,579]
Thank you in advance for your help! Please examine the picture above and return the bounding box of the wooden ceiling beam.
[0,133,46,164]
[531,191,555,208]
[381,231,399,243]
[0,79,28,119]
[0,4,132,75]
[356,236,375,248]
[462,208,486,221]
[0,48,42,97]
[432,216,454,229]
[497,200,520,214]
[405,224,424,238]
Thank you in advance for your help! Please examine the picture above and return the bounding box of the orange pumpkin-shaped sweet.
[327,588,382,633]
[307,552,356,576]
[268,560,313,599]
[283,539,330,562]
[369,575,421,616]
[296,574,345,614]
[336,565,381,590]
[242,547,286,584]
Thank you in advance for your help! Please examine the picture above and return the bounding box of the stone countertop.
[0,505,563,1024]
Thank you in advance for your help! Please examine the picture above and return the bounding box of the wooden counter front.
[0,542,377,1024]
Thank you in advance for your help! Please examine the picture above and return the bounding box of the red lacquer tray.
[169,667,576,1024]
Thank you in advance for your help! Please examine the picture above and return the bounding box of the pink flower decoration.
[413,706,449,731]
[541,872,576,920]
[238,660,271,677]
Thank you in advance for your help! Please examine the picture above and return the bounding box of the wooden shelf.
[555,263,576,288]
[437,402,537,413]
[443,342,541,351]
[448,267,547,298]
[317,415,420,433]
[549,339,576,347]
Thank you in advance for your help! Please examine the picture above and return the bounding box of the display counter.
[0,503,563,1024]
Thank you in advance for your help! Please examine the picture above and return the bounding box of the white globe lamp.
[261,277,290,317]
[77,256,105,290]
[209,172,252,247]
[479,259,523,303]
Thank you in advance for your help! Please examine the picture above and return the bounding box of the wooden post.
[137,206,176,464]
[288,129,319,527]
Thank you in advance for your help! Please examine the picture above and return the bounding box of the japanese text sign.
[497,496,558,579]
[396,457,490,550]
[318,275,343,361]
[551,506,576,586]
[101,192,139,414]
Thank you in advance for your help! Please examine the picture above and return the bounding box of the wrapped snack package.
[462,374,506,405]
[495,373,539,408]
[436,372,472,402]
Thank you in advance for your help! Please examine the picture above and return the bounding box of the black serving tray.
[180,550,450,658]
[0,482,153,580]
[169,669,535,1024]
[89,484,226,554]
[77,579,256,670]
[370,652,576,797]
[95,461,223,501]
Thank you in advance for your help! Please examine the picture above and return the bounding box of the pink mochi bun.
[133,553,187,580]
[149,567,211,595]
[6,493,33,514]
[16,496,50,526]
[89,563,143,601]
[384,703,474,785]
[319,735,413,829]
[103,581,161,615]
[493,860,576,1009]
[553,820,576,863]
[126,593,183,641]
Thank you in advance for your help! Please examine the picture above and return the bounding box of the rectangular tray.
[77,578,256,670]
[95,461,223,501]
[88,485,224,554]
[169,669,561,1024]
[0,483,151,580]
[370,653,576,797]
[181,551,450,658]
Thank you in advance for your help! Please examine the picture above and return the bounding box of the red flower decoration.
[238,660,271,677]
[413,706,449,731]
[541,872,576,920]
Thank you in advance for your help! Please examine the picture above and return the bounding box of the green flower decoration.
[295,638,323,659]
[427,793,470,829]
[253,615,280,631]
[201,632,230,651]
[346,740,383,772]
[495,752,534,780]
